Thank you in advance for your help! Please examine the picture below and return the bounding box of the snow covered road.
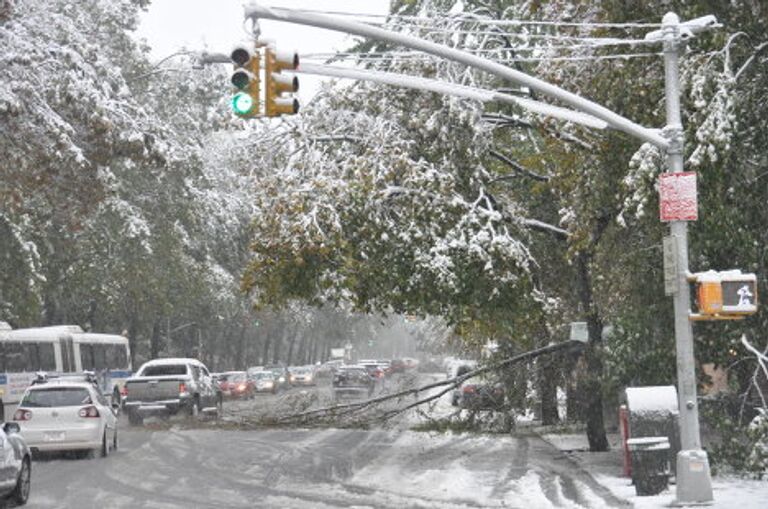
[28,425,628,508]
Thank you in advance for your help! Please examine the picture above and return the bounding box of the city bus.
[0,325,132,420]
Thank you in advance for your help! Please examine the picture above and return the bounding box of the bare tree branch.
[521,218,569,239]
[489,150,551,182]
[310,135,364,144]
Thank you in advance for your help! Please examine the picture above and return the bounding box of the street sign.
[569,322,589,343]
[663,236,678,295]
[660,172,698,222]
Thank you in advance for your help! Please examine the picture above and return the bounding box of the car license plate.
[44,431,65,442]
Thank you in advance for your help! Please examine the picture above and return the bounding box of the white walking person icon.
[737,284,753,306]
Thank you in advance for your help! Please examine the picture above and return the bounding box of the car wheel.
[127,410,143,427]
[11,456,31,505]
[100,430,109,458]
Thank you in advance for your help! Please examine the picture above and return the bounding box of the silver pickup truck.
[123,358,222,425]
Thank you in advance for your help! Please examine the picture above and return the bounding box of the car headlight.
[279,376,285,383]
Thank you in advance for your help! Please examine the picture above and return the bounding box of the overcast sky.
[136,0,390,102]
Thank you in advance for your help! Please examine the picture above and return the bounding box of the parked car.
[0,421,31,505]
[123,358,222,426]
[288,366,316,387]
[218,371,255,399]
[14,373,118,458]
[250,371,277,393]
[332,365,375,400]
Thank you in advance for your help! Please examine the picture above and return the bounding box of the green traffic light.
[231,92,256,116]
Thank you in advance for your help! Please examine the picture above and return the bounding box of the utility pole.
[661,12,714,504]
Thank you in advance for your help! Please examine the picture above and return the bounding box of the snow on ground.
[540,432,768,508]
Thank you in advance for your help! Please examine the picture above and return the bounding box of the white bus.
[0,325,132,420]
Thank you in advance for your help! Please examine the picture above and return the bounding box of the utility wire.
[358,21,661,43]
[302,52,664,64]
[292,9,663,29]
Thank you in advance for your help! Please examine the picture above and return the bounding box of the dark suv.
[332,365,374,400]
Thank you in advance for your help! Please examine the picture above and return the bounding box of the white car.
[14,375,119,458]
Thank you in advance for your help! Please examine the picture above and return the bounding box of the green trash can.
[627,436,670,496]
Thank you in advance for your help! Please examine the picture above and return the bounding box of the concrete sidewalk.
[535,428,767,508]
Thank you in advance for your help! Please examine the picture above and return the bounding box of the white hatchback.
[14,379,119,458]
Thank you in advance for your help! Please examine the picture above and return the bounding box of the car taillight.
[179,382,188,395]
[463,386,476,394]
[13,409,32,421]
[78,406,100,418]
[120,385,128,397]
[237,384,246,391]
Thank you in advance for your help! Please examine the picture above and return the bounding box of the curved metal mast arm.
[244,3,669,149]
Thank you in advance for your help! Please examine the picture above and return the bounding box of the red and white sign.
[659,172,697,222]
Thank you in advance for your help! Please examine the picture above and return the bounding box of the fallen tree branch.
[276,340,584,425]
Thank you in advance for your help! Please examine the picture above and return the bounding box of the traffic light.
[693,270,758,319]
[264,46,299,117]
[720,271,757,314]
[230,42,260,117]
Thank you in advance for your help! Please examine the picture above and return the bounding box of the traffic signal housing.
[693,270,758,320]
[230,42,260,117]
[264,47,299,117]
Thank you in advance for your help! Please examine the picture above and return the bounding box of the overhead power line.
[302,51,664,64]
[293,9,663,29]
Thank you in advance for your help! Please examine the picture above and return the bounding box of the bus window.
[39,342,56,371]
[80,344,95,371]
[1,342,51,372]
[105,344,129,369]
[92,344,108,370]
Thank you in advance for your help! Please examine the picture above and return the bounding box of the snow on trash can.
[627,436,670,496]
[625,386,680,475]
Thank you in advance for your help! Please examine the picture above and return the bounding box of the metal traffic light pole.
[244,3,718,502]
[657,12,714,504]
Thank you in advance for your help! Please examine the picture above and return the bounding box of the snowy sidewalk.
[537,429,767,508]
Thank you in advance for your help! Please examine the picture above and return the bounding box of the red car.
[217,371,255,399]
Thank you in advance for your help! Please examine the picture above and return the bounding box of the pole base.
[673,449,713,506]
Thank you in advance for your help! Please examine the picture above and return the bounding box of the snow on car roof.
[28,380,96,391]
[140,358,204,367]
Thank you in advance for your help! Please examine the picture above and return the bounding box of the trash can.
[625,386,680,476]
[627,436,670,496]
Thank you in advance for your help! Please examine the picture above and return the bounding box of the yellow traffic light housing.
[691,270,758,321]
[230,42,260,117]
[264,47,299,117]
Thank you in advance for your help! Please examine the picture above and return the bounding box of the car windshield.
[228,373,246,382]
[253,372,273,380]
[141,364,188,376]
[22,387,92,407]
